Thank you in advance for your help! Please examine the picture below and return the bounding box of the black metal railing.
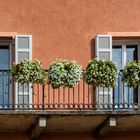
[0,70,138,111]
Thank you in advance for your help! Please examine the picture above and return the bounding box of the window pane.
[18,52,29,63]
[0,46,10,70]
[18,37,29,49]
[126,45,137,63]
[112,46,122,70]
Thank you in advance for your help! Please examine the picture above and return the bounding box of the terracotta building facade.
[0,0,140,140]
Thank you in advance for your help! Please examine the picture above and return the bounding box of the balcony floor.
[0,110,140,133]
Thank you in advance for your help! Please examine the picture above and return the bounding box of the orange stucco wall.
[1,0,140,68]
[1,1,140,139]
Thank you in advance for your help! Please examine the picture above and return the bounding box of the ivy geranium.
[12,59,47,84]
[84,59,118,87]
[47,59,82,88]
[122,61,140,87]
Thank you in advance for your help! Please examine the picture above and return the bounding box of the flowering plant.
[47,59,82,88]
[84,59,118,87]
[122,61,140,87]
[64,61,83,87]
[12,59,47,84]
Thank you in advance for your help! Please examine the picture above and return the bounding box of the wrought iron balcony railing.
[0,70,138,111]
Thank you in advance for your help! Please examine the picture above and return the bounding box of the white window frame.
[113,40,140,67]
[113,40,140,108]
[0,41,13,107]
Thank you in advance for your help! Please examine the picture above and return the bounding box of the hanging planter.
[122,61,140,87]
[84,59,118,87]
[12,59,47,84]
[47,59,82,88]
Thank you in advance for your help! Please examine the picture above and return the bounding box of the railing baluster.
[58,88,60,108]
[103,87,104,109]
[123,82,125,108]
[118,75,120,108]
[23,84,25,110]
[83,80,85,109]
[108,87,110,109]
[28,84,30,109]
[18,83,19,109]
[37,84,39,108]
[42,84,45,111]
[53,88,55,108]
[78,83,80,108]
[68,88,70,109]
[63,87,65,109]
[128,86,130,108]
[88,85,89,108]
[97,86,99,109]
[2,72,4,108]
[8,72,10,108]
[48,84,50,109]
[73,87,74,108]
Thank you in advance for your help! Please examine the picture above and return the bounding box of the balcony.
[0,70,138,111]
[0,70,140,138]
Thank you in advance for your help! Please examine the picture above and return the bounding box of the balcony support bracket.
[94,116,111,140]
[30,116,46,140]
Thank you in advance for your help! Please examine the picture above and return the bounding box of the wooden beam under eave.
[30,116,46,140]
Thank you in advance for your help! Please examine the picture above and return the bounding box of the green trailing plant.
[122,61,140,87]
[47,59,82,88]
[12,59,47,84]
[84,59,118,87]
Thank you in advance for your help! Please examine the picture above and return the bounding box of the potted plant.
[122,61,140,87]
[47,59,82,88]
[84,59,118,87]
[12,59,47,84]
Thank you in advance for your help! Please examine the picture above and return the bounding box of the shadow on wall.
[103,132,140,140]
[0,133,29,140]
[39,132,95,140]
[90,39,95,59]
